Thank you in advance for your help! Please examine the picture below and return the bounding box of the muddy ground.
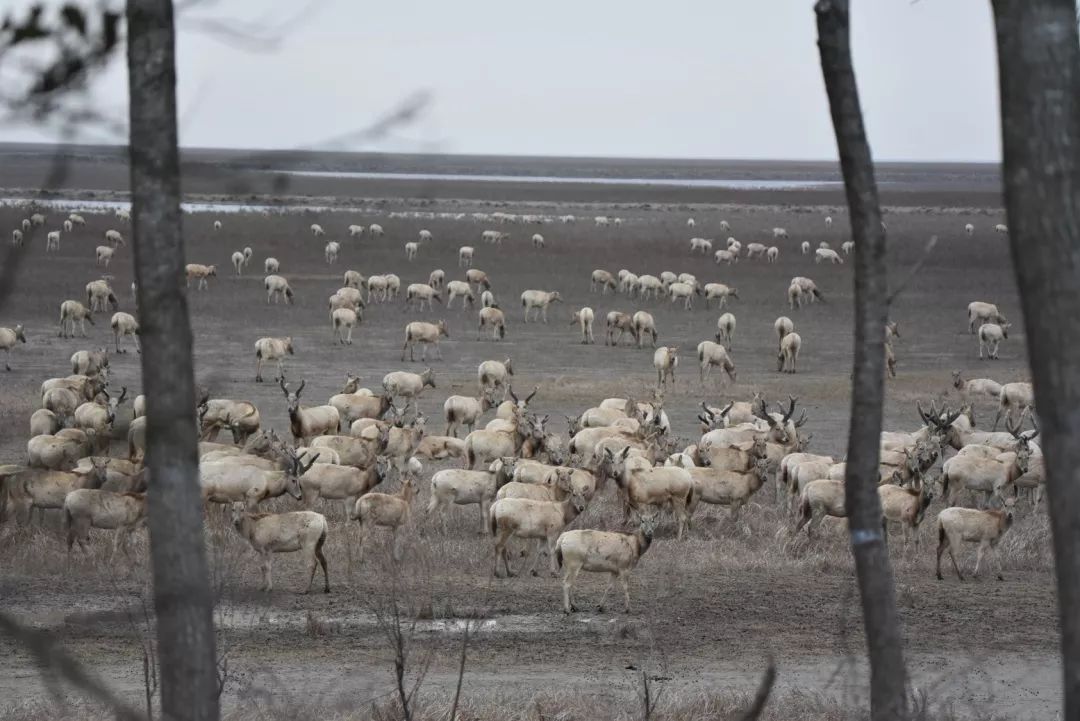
[0,153,1058,719]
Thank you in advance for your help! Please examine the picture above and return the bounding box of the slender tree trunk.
[815,2,908,719]
[126,1,220,719]
[990,2,1080,716]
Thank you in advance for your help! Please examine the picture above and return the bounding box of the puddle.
[216,608,606,635]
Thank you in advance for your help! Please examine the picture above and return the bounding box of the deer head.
[280,378,305,413]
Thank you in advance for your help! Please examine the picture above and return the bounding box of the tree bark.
[814,2,908,719]
[126,1,220,719]
[990,2,1080,717]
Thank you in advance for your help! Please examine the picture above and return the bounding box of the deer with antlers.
[280,378,340,445]
[940,415,1039,507]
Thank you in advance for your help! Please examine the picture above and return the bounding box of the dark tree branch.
[733,660,776,721]
[990,1,1080,717]
[126,0,219,719]
[815,1,909,720]
[0,612,144,721]
[0,3,124,119]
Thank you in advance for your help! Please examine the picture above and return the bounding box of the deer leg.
[947,539,964,580]
[477,500,488,535]
[501,534,516,577]
[562,564,581,613]
[522,539,543,576]
[316,538,330,593]
[391,527,403,563]
[973,540,987,578]
[596,573,616,613]
[304,550,317,594]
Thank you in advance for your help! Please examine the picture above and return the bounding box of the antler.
[752,398,775,426]
[939,407,962,430]
[279,377,289,395]
[1005,414,1020,438]
[525,385,539,403]
[296,379,306,396]
[781,395,798,423]
[1025,414,1041,440]
[507,385,519,403]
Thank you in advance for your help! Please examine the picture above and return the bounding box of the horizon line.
[0,141,1001,167]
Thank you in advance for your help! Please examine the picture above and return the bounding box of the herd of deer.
[0,343,1040,609]
[0,210,1038,612]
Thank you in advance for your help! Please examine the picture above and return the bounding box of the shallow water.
[0,197,356,215]
[271,169,845,190]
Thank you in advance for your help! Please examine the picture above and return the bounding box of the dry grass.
[0,471,1055,587]
[0,689,1013,721]
[0,469,1056,718]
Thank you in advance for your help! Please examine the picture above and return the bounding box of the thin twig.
[306,91,432,150]
[0,125,75,313]
[447,619,472,721]
[177,0,323,52]
[640,669,653,721]
[886,235,938,306]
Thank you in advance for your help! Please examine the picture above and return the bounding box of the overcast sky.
[4,1,1001,162]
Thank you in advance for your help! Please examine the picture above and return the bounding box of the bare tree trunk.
[990,1,1080,716]
[815,2,908,719]
[126,1,220,719]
